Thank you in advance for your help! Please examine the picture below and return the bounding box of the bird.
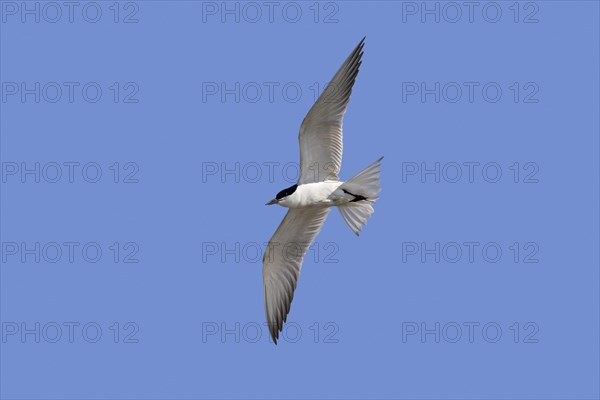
[263,37,382,344]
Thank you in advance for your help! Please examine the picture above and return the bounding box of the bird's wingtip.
[269,325,279,345]
[358,36,366,48]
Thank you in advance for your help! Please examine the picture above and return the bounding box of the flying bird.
[263,37,382,344]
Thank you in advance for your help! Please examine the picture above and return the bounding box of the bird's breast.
[281,181,343,208]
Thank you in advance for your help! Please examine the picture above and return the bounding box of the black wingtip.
[268,323,279,345]
[354,37,365,51]
[357,38,366,59]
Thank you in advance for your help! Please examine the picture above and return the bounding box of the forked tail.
[338,157,383,235]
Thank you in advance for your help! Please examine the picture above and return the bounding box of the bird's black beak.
[265,199,278,206]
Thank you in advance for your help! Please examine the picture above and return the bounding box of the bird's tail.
[338,157,383,236]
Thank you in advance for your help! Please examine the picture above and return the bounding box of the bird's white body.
[278,181,348,208]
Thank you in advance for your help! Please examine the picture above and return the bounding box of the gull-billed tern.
[263,37,383,344]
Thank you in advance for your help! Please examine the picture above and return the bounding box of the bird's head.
[266,184,298,206]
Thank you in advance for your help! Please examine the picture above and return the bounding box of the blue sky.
[1,1,599,399]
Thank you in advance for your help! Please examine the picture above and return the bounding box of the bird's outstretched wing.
[298,37,365,184]
[263,207,330,344]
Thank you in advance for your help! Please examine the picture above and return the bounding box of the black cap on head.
[276,184,298,200]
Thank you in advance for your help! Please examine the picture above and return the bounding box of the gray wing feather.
[263,207,330,344]
[298,37,365,184]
